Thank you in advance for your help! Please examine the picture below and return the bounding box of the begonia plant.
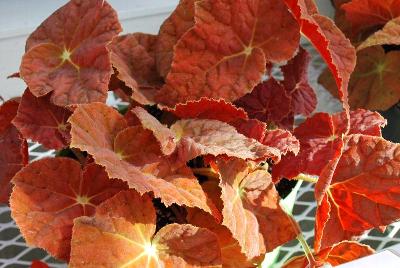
[1,0,399,267]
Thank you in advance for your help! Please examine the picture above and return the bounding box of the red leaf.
[282,47,317,116]
[68,103,218,215]
[0,99,28,204]
[262,129,300,156]
[109,33,162,105]
[284,0,356,116]
[13,89,72,150]
[70,190,222,267]
[156,0,199,78]
[131,106,176,155]
[217,159,298,259]
[168,97,295,160]
[342,0,400,34]
[283,241,374,268]
[20,0,122,106]
[187,208,262,267]
[30,260,49,268]
[156,0,300,106]
[235,78,293,128]
[314,135,400,250]
[320,46,400,111]
[10,158,127,260]
[172,119,280,162]
[170,98,248,123]
[357,17,400,51]
[273,109,385,180]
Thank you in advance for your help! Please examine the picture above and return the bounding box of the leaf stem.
[297,233,317,267]
[294,174,318,184]
[191,168,219,179]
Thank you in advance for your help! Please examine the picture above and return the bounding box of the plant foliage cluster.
[1,0,400,267]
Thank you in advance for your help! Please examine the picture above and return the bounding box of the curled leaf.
[284,0,356,116]
[20,0,122,106]
[10,158,127,260]
[217,159,298,259]
[320,46,400,111]
[109,33,162,105]
[187,208,261,267]
[13,89,71,150]
[342,0,400,34]
[172,119,281,162]
[358,17,400,51]
[69,103,216,214]
[170,98,248,123]
[157,0,300,106]
[283,241,374,268]
[70,190,222,267]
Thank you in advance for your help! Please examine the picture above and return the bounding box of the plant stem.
[294,174,318,184]
[297,233,317,267]
[191,168,219,179]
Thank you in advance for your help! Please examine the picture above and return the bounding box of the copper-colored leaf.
[282,47,317,116]
[342,0,400,34]
[170,98,248,123]
[231,118,267,142]
[283,241,374,268]
[13,89,71,150]
[157,0,300,106]
[272,113,344,180]
[262,129,300,156]
[284,0,356,115]
[358,17,400,50]
[68,103,216,214]
[187,208,260,267]
[10,158,127,260]
[315,135,400,250]
[156,0,199,78]
[217,159,298,259]
[320,46,400,111]
[0,99,28,203]
[273,109,385,180]
[172,119,281,162]
[131,106,177,155]
[70,190,222,267]
[235,78,293,128]
[20,0,122,106]
[109,33,162,105]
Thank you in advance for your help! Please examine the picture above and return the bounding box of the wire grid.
[1,43,400,267]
